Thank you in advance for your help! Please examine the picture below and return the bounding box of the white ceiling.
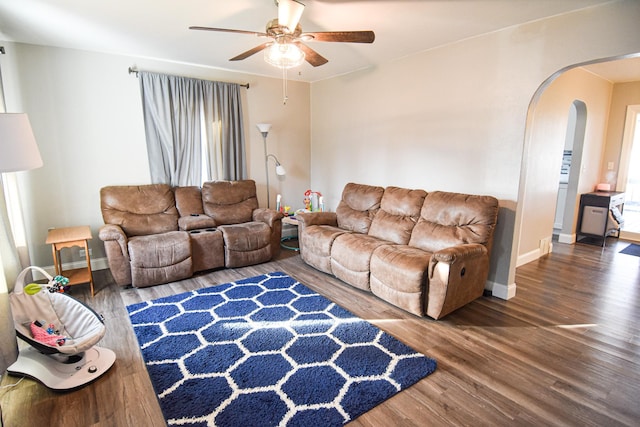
[0,0,636,83]
[580,56,640,84]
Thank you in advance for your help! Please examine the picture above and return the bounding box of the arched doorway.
[555,100,587,244]
[515,54,640,267]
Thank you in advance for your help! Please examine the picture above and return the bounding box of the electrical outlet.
[79,248,92,258]
[539,237,552,255]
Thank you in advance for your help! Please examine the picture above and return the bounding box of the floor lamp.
[257,124,286,209]
[0,113,43,374]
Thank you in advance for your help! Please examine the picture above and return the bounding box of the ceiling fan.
[189,0,375,68]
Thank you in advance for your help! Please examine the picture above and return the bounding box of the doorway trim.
[616,105,639,190]
[617,104,640,242]
[557,100,587,244]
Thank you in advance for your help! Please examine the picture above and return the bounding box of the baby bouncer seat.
[7,266,116,391]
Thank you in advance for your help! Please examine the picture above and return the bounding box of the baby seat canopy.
[10,266,105,355]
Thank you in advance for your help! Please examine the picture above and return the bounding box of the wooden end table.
[45,225,95,296]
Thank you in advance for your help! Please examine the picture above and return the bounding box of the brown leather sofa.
[296,183,499,319]
[99,180,283,288]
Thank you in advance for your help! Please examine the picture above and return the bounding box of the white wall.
[3,1,640,300]
[0,43,311,268]
[310,0,640,297]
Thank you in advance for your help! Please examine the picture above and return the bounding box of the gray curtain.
[202,81,246,181]
[139,71,246,186]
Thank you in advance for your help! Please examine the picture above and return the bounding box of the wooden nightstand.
[45,225,95,296]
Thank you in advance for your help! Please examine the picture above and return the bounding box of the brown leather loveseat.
[99,180,283,288]
[296,183,499,319]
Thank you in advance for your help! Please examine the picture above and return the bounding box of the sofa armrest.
[295,212,338,228]
[252,208,284,227]
[98,224,129,258]
[99,224,133,285]
[252,208,284,257]
[178,214,217,231]
[426,243,489,319]
[430,244,487,265]
[98,224,131,262]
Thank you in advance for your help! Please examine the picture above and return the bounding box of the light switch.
[608,161,614,170]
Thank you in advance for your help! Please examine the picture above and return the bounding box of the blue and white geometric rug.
[126,272,437,426]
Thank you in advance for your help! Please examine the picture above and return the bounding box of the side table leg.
[84,239,95,297]
[51,244,61,276]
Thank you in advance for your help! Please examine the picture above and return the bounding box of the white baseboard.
[33,257,109,280]
[517,236,562,267]
[517,248,540,267]
[489,280,517,300]
[557,233,575,244]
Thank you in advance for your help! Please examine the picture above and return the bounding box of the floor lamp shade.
[0,113,42,373]
[0,113,43,173]
[257,123,288,209]
[256,123,272,135]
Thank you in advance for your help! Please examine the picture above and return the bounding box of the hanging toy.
[49,275,70,293]
[25,283,44,295]
[24,275,70,295]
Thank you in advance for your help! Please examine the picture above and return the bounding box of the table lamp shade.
[0,113,43,173]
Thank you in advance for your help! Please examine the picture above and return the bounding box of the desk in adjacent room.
[576,191,625,246]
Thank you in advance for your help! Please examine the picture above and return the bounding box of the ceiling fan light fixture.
[278,0,305,33]
[264,42,305,68]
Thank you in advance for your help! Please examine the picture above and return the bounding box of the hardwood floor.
[1,238,639,426]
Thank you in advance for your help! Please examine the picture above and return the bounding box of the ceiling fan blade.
[302,31,375,43]
[229,42,273,61]
[296,43,329,67]
[278,0,305,33]
[189,26,267,37]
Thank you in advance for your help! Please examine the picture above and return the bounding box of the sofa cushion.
[188,228,225,272]
[175,186,205,216]
[336,183,384,233]
[202,180,259,225]
[218,222,271,251]
[178,214,217,231]
[409,191,499,253]
[300,225,347,274]
[128,231,192,287]
[370,245,431,316]
[330,233,390,291]
[100,184,178,236]
[175,186,217,230]
[218,222,272,268]
[368,186,426,245]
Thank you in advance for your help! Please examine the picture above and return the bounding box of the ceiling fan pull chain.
[282,65,289,105]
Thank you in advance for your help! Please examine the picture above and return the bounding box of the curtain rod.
[127,67,249,89]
